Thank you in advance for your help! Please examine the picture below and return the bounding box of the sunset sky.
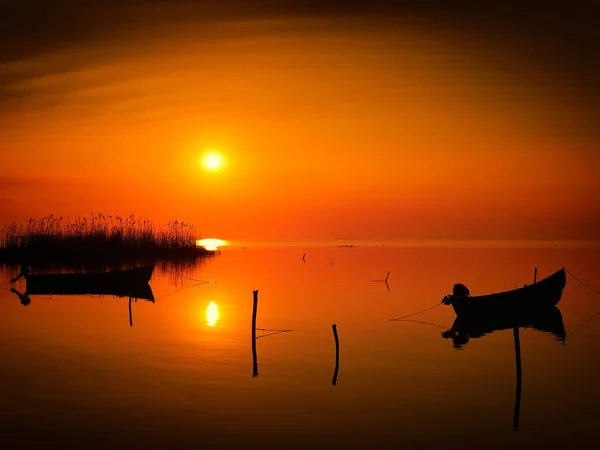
[1,0,598,241]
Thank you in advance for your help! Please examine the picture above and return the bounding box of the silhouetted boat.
[15,265,155,301]
[442,268,566,317]
[442,306,566,349]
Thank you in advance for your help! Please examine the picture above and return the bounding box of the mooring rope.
[391,318,447,329]
[256,329,293,339]
[564,309,600,344]
[255,328,293,332]
[565,268,600,296]
[155,269,214,284]
[154,280,209,301]
[389,302,442,321]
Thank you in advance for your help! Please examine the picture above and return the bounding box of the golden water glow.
[206,301,219,327]
[201,153,223,171]
[196,238,228,251]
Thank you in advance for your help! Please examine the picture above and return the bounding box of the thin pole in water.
[128,297,133,327]
[332,324,340,386]
[252,290,259,377]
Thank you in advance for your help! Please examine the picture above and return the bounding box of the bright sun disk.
[202,153,222,171]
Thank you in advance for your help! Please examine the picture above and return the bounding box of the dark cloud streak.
[1,0,598,112]
[2,1,597,59]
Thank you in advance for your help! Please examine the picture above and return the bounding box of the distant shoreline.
[221,239,600,249]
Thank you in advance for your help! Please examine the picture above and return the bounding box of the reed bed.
[0,214,213,266]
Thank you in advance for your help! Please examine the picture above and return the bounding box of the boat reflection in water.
[442,306,566,349]
[442,306,566,431]
[9,264,155,326]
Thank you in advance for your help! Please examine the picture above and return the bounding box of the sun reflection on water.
[206,301,219,327]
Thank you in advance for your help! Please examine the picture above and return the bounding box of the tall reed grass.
[0,213,211,265]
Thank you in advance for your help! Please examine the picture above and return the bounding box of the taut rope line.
[389,303,442,321]
[565,268,600,296]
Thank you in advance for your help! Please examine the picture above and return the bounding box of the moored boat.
[11,264,155,301]
[441,268,566,317]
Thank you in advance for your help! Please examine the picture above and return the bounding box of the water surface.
[1,242,599,449]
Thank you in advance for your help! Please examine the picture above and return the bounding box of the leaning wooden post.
[332,324,340,386]
[533,267,537,284]
[128,297,133,327]
[252,290,259,377]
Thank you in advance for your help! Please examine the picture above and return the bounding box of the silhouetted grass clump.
[0,213,214,267]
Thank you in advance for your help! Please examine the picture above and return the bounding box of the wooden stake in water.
[252,290,259,378]
[534,267,537,284]
[128,297,133,327]
[332,324,340,386]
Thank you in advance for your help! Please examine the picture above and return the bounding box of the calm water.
[1,242,599,449]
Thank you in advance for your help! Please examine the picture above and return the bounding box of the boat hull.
[24,265,155,301]
[450,268,566,317]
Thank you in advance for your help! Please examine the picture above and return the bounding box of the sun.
[196,238,228,251]
[201,152,222,171]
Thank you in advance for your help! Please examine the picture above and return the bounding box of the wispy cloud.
[1,0,597,120]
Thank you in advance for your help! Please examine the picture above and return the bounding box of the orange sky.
[1,1,598,241]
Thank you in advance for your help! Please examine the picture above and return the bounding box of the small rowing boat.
[11,264,155,301]
[441,268,566,317]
